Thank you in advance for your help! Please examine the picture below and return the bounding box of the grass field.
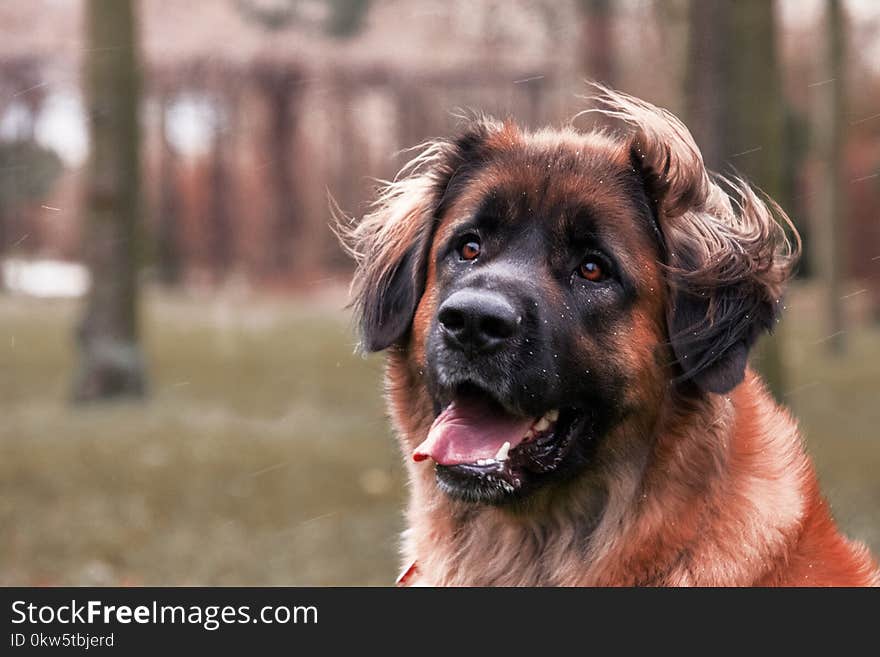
[0,283,877,585]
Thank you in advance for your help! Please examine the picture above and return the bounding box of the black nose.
[438,290,520,353]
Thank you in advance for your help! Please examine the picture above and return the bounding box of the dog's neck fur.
[389,358,876,586]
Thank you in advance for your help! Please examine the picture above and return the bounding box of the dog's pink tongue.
[413,397,533,465]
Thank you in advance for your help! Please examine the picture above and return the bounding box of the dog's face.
[343,89,795,507]
[412,136,669,503]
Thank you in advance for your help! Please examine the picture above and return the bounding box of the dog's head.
[341,88,797,505]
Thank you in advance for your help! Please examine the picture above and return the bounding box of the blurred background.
[0,0,878,585]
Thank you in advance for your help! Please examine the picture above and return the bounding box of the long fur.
[341,87,879,587]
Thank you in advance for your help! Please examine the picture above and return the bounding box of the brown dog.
[341,87,879,586]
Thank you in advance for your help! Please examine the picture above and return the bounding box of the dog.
[340,87,879,586]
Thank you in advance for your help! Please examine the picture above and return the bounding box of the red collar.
[396,560,419,586]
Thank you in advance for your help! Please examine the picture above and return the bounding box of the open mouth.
[413,384,585,501]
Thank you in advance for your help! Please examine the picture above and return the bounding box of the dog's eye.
[578,257,606,282]
[458,237,481,261]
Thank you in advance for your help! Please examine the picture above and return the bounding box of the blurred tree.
[234,1,373,276]
[72,0,147,402]
[333,75,365,263]
[576,0,615,84]
[685,0,789,400]
[155,91,182,286]
[255,66,303,274]
[729,1,789,398]
[684,0,730,168]
[812,0,847,354]
[207,95,235,280]
[781,105,812,278]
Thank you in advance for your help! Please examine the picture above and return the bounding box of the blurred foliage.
[0,141,63,209]
[326,0,371,36]
[234,0,371,37]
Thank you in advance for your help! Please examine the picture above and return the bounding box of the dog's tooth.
[534,417,550,432]
[495,441,511,462]
[545,409,559,423]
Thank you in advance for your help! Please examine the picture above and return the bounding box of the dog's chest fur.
[398,372,879,587]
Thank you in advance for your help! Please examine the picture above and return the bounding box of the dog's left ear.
[659,183,796,394]
[592,86,799,394]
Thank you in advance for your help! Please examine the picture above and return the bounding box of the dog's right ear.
[336,123,501,352]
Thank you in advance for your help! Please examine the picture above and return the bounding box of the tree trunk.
[812,0,847,354]
[156,91,182,286]
[685,0,789,400]
[684,0,730,170]
[208,94,234,280]
[729,1,788,399]
[72,0,147,402]
[577,0,615,85]
[257,67,301,275]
